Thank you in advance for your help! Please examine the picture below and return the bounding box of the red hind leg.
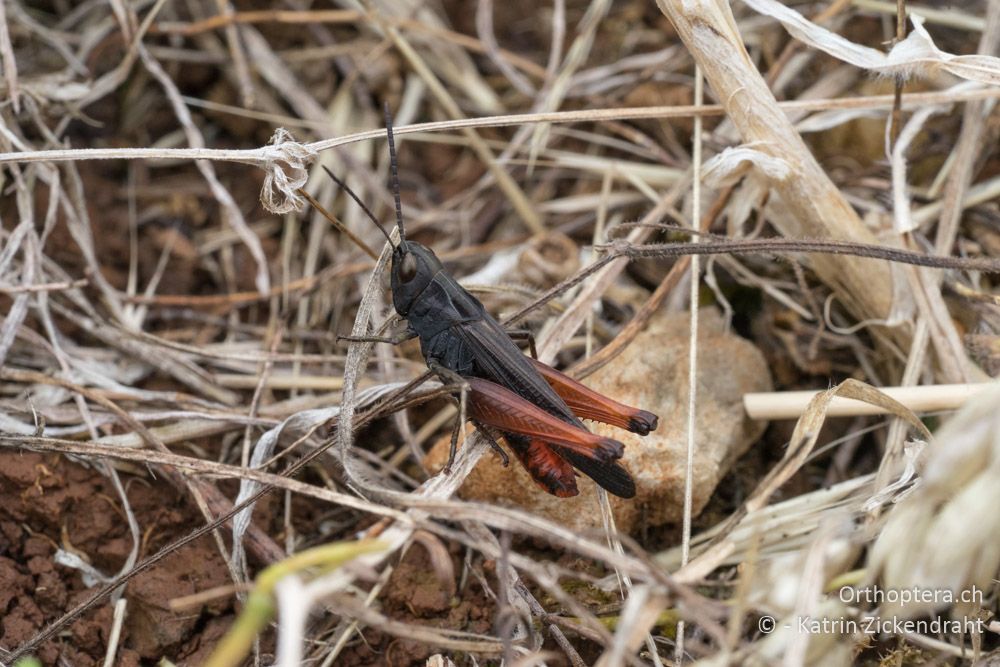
[526,358,658,435]
[465,377,624,463]
[465,377,639,499]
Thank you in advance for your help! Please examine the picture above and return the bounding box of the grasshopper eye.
[398,252,418,282]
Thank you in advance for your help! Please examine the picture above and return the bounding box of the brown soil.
[0,450,234,665]
[0,450,514,665]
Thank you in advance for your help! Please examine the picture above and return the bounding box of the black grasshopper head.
[326,107,443,317]
[390,241,443,316]
[379,106,449,318]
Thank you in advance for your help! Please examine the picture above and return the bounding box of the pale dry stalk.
[654,0,899,337]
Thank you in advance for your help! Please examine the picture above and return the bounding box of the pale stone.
[425,308,772,533]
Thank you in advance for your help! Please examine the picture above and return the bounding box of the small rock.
[426,308,772,533]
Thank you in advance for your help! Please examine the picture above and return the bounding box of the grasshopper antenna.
[320,165,394,250]
[384,103,406,245]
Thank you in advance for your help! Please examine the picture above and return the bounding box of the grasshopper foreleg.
[337,328,417,346]
[427,361,470,474]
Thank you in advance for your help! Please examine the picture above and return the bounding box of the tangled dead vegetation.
[1,1,1000,665]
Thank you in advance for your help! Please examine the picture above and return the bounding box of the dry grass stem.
[744,382,997,419]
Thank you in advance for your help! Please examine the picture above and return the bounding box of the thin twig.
[5,88,1000,166]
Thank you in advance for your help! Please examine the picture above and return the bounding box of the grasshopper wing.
[455,315,584,425]
[556,449,636,499]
